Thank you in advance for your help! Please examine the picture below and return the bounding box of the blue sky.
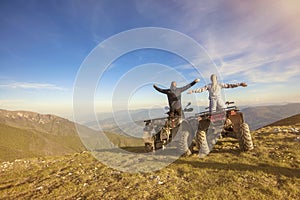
[0,0,300,119]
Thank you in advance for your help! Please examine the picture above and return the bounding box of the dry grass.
[0,126,299,200]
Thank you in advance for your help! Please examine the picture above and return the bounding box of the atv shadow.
[120,146,189,157]
[93,146,146,154]
[175,159,300,178]
[121,146,147,153]
[93,146,190,157]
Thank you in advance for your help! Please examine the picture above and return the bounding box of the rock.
[36,186,43,190]
[273,128,280,133]
[158,181,164,185]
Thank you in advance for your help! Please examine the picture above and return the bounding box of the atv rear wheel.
[238,123,254,151]
[178,126,193,156]
[196,130,210,158]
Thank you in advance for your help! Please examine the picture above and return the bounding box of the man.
[153,78,200,118]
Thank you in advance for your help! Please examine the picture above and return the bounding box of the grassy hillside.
[0,124,86,162]
[268,114,300,126]
[0,123,144,162]
[0,109,79,136]
[0,125,299,199]
[0,108,146,162]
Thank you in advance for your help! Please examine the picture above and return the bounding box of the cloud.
[243,64,300,83]
[165,0,300,84]
[0,82,65,90]
[132,0,300,84]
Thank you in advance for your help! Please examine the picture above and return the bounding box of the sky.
[0,0,300,120]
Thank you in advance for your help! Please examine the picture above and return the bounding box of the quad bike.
[195,101,254,157]
[143,102,254,156]
[143,103,198,155]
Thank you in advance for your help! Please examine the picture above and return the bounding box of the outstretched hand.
[187,90,193,94]
[153,84,157,87]
[195,78,200,83]
[240,82,247,87]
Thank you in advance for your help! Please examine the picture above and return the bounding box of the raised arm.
[188,85,208,94]
[153,84,169,94]
[221,82,247,89]
[178,78,200,93]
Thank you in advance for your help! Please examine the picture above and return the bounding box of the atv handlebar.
[225,101,234,105]
[196,106,239,117]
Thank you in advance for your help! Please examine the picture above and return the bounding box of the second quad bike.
[143,103,197,154]
[143,102,254,156]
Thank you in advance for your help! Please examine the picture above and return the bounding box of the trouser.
[209,97,227,112]
[169,108,182,118]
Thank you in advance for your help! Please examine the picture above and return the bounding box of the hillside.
[0,109,79,136]
[0,109,87,161]
[242,103,300,130]
[267,114,300,126]
[0,123,299,199]
[0,109,144,161]
[0,124,85,161]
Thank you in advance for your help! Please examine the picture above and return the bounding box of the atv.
[142,102,254,157]
[143,103,198,155]
[195,101,254,157]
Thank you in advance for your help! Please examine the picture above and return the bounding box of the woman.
[188,74,247,112]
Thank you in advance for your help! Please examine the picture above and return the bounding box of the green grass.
[0,124,86,161]
[0,126,299,199]
[104,131,144,147]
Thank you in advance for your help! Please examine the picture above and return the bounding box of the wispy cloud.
[160,0,300,84]
[0,82,65,90]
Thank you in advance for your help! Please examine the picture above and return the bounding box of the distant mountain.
[86,108,167,131]
[0,109,144,161]
[86,106,205,132]
[0,109,87,161]
[0,109,81,136]
[242,103,300,130]
[84,103,300,133]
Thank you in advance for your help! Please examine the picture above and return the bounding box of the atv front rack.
[196,106,239,118]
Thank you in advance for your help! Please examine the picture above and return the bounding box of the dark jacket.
[153,80,197,110]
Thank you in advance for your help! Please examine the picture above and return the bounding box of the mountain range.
[86,103,300,132]
[0,109,86,161]
[0,109,142,161]
[242,103,300,129]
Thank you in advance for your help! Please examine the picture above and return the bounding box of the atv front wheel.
[238,123,254,151]
[145,143,154,152]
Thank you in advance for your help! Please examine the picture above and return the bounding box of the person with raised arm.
[154,78,200,118]
[188,74,247,112]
